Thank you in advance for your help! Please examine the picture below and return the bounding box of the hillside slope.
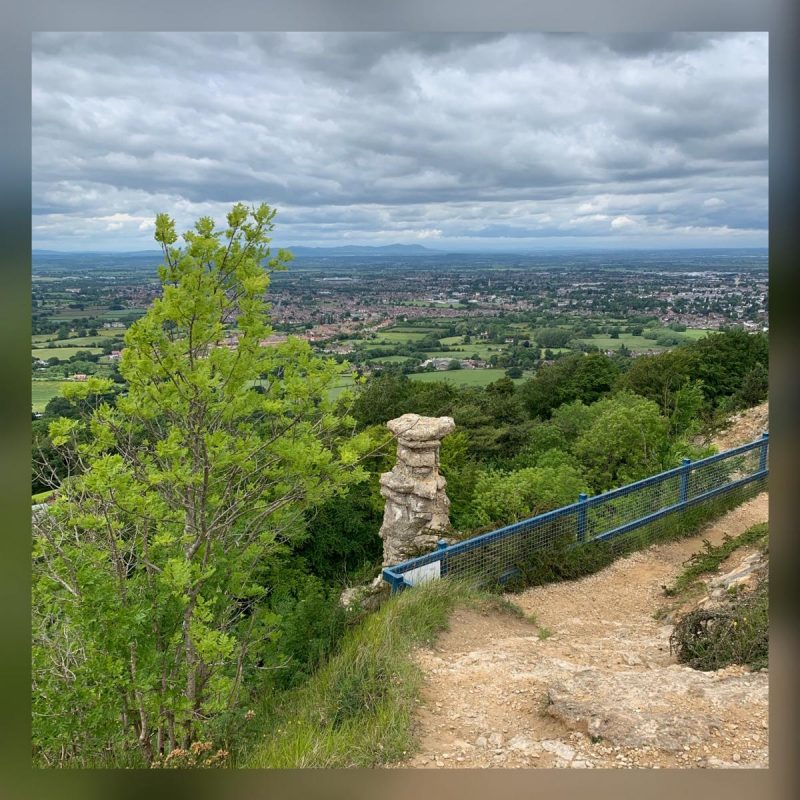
[709,401,769,451]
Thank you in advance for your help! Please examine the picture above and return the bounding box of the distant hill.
[286,244,442,256]
[32,246,768,275]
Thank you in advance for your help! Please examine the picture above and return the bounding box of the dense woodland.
[31,206,768,768]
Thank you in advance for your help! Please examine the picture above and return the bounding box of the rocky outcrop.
[545,665,766,751]
[696,550,768,610]
[378,413,455,566]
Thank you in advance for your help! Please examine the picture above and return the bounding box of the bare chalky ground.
[389,492,768,770]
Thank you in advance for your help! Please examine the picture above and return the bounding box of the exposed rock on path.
[390,493,769,769]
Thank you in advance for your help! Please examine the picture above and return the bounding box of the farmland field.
[32,347,104,361]
[409,368,529,387]
[368,356,416,365]
[425,344,505,360]
[32,381,70,411]
[576,333,666,352]
[44,336,117,348]
[388,326,443,334]
[681,328,714,340]
[327,375,358,400]
[370,330,429,342]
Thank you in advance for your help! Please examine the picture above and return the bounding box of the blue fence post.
[679,457,692,504]
[576,493,588,543]
[437,538,449,576]
[382,568,406,594]
[758,432,769,472]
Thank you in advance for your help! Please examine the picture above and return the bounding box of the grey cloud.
[32,32,767,250]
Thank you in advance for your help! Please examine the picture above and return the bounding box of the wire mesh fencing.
[382,433,768,593]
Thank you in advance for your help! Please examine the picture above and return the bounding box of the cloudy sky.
[32,32,768,251]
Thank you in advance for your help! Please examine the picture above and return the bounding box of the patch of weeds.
[666,522,768,597]
[537,627,553,640]
[488,595,527,619]
[669,578,768,671]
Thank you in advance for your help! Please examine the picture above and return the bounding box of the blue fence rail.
[382,433,769,592]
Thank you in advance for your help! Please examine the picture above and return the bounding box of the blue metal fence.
[382,433,769,592]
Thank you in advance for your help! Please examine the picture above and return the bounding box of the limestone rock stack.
[378,413,455,566]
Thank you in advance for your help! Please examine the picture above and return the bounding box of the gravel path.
[391,493,769,770]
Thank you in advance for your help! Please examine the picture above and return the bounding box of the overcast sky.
[32,32,768,252]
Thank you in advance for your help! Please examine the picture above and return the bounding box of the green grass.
[32,347,104,361]
[240,580,521,768]
[576,328,711,353]
[31,381,70,411]
[409,369,522,387]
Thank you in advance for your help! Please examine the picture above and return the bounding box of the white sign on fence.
[403,559,441,586]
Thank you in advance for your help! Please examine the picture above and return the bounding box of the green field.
[576,334,661,351]
[40,336,116,348]
[425,344,504,359]
[409,368,527,387]
[370,331,429,343]
[681,328,714,340]
[328,375,358,400]
[576,328,710,352]
[388,326,443,334]
[33,347,104,361]
[32,381,70,411]
[368,356,416,365]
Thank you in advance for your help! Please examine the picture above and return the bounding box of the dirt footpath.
[392,493,769,770]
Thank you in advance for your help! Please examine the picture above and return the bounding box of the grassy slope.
[241,580,520,768]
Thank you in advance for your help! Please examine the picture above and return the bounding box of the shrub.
[669,579,768,671]
[471,463,589,528]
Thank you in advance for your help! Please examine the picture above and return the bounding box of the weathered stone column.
[378,413,455,566]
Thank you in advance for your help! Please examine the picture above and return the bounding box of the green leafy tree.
[572,393,671,491]
[471,462,589,528]
[32,204,368,766]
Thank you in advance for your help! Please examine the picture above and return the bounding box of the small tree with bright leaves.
[32,204,369,766]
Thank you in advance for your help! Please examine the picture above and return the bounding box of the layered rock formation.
[378,413,455,566]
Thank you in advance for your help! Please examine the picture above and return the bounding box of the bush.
[471,463,589,528]
[267,578,358,690]
[669,579,768,671]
